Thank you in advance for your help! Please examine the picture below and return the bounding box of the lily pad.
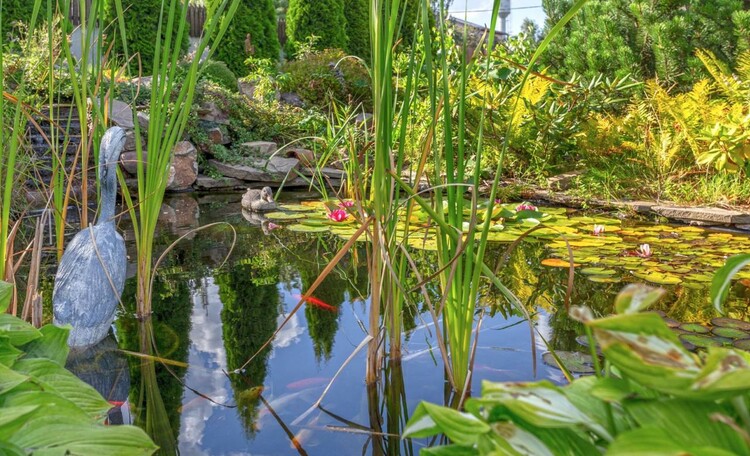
[286,224,330,233]
[711,326,749,339]
[711,317,750,332]
[631,271,682,285]
[679,334,723,349]
[265,212,305,220]
[580,267,617,276]
[277,204,316,212]
[541,258,580,268]
[732,339,750,351]
[679,323,710,334]
[587,275,622,283]
[542,351,597,375]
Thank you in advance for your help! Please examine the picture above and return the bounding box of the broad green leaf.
[609,427,738,456]
[614,284,665,314]
[0,440,25,456]
[0,281,12,313]
[0,362,29,395]
[10,424,158,456]
[20,325,70,366]
[711,254,750,314]
[0,314,41,346]
[0,336,22,367]
[12,359,110,418]
[625,400,749,455]
[403,402,489,446]
[421,444,480,456]
[0,406,37,431]
[691,348,750,399]
[588,313,700,395]
[478,381,611,440]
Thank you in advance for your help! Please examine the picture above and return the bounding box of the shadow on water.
[58,193,750,455]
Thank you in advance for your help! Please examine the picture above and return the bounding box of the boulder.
[652,206,750,225]
[167,141,198,191]
[286,147,315,166]
[354,112,373,131]
[207,126,231,145]
[237,141,277,158]
[280,92,304,108]
[136,111,150,130]
[194,175,245,190]
[197,102,230,125]
[119,151,143,176]
[123,130,144,153]
[110,100,134,129]
[208,156,299,183]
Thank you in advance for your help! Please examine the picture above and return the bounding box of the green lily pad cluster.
[265,200,750,290]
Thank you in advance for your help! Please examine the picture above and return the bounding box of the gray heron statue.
[53,126,128,347]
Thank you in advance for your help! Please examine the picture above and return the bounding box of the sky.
[448,0,546,35]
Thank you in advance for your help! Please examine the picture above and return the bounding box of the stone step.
[237,141,277,157]
[652,206,750,225]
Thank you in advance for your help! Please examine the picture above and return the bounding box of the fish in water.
[294,294,337,312]
[286,377,330,391]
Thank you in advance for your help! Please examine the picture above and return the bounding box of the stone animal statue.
[242,186,277,212]
[53,127,127,347]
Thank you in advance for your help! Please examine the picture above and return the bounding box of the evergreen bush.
[344,0,369,60]
[200,60,239,92]
[212,0,280,76]
[105,0,189,74]
[286,0,347,55]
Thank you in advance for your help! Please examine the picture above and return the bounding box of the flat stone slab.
[194,175,244,190]
[547,171,583,191]
[237,141,277,157]
[208,156,299,183]
[653,206,750,225]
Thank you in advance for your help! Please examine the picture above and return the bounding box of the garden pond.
[64,192,750,455]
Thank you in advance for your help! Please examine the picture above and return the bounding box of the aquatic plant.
[592,224,605,236]
[404,282,750,454]
[0,291,157,454]
[327,209,349,222]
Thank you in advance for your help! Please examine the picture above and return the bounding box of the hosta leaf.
[10,424,157,456]
[0,315,41,346]
[0,281,12,313]
[624,400,749,455]
[692,348,750,399]
[403,402,489,446]
[609,427,738,456]
[0,336,22,367]
[421,445,479,456]
[20,325,70,366]
[478,381,611,440]
[12,359,110,418]
[614,284,666,314]
[0,362,29,395]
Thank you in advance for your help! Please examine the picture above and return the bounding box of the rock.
[237,141,277,158]
[300,166,345,179]
[286,147,315,166]
[354,112,373,130]
[194,175,245,190]
[239,80,256,99]
[208,156,300,183]
[197,102,230,125]
[119,151,144,176]
[280,92,304,108]
[162,194,200,237]
[110,100,134,129]
[652,206,750,225]
[207,126,231,145]
[137,111,150,130]
[123,130,144,152]
[167,141,198,191]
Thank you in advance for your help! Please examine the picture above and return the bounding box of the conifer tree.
[345,0,370,60]
[213,0,280,76]
[286,0,347,55]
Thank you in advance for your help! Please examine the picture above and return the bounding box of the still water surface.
[73,193,750,455]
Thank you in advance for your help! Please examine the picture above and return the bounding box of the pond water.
[65,192,750,455]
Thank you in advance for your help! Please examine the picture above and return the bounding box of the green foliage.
[405,283,750,455]
[105,0,189,74]
[0,308,157,454]
[286,0,347,54]
[541,0,747,86]
[344,0,370,60]
[0,0,36,37]
[281,48,371,108]
[200,60,239,92]
[212,0,280,76]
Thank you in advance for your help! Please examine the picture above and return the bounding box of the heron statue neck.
[97,128,125,225]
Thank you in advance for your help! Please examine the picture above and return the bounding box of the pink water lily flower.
[593,224,605,236]
[636,243,652,258]
[338,200,355,208]
[267,222,281,231]
[494,199,503,205]
[515,203,538,212]
[327,209,349,222]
